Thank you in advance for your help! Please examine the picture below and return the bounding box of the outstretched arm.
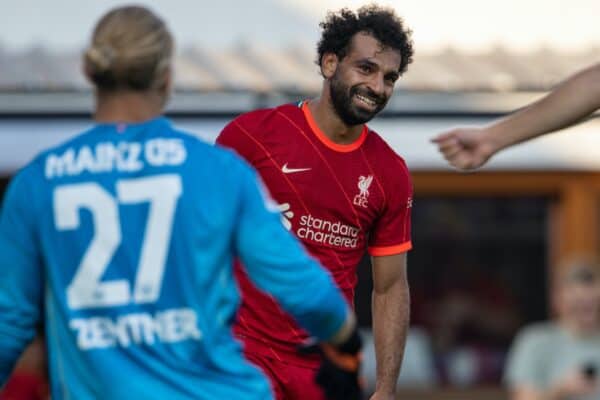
[432,63,600,170]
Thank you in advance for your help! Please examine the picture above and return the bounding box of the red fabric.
[0,373,48,400]
[217,102,412,363]
[243,342,326,400]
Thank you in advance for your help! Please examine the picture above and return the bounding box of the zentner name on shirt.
[45,138,187,179]
[70,308,202,350]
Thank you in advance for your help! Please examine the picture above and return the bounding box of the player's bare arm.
[371,252,409,399]
[432,62,600,170]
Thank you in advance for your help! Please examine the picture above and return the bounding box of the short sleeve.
[504,325,549,390]
[216,118,258,164]
[368,157,412,256]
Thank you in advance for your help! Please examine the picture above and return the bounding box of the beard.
[329,72,388,126]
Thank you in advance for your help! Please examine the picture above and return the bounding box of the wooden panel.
[558,183,599,258]
[412,171,600,196]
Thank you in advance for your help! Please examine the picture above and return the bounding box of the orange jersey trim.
[301,101,367,153]
[368,241,412,256]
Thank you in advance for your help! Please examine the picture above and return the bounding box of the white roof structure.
[1,41,598,175]
[1,45,599,93]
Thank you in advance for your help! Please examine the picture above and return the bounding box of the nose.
[366,73,385,96]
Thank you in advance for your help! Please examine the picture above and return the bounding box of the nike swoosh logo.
[281,163,311,174]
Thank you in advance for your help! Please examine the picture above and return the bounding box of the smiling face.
[557,281,600,331]
[554,265,600,333]
[323,32,402,126]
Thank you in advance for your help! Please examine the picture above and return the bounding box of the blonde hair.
[84,5,173,91]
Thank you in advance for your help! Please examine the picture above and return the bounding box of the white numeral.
[117,176,181,303]
[54,175,182,309]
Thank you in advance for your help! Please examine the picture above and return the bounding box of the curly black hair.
[316,4,414,75]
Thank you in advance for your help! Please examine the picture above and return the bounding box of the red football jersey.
[217,101,412,365]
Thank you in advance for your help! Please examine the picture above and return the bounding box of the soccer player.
[0,6,360,399]
[432,63,600,170]
[217,5,414,400]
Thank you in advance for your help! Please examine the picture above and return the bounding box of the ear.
[156,66,172,93]
[320,53,339,79]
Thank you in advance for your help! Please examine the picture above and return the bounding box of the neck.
[308,95,364,145]
[94,89,164,123]
[561,320,600,338]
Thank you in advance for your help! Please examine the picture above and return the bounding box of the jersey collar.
[301,101,368,153]
[96,116,172,134]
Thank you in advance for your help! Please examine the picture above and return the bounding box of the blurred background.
[1,1,600,399]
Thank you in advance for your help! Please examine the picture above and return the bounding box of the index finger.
[431,130,459,143]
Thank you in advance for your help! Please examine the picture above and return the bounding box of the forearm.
[485,63,600,152]
[371,278,410,395]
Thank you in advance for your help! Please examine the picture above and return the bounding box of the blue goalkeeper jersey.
[0,117,349,399]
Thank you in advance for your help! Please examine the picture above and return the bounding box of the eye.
[359,64,373,74]
[385,74,399,85]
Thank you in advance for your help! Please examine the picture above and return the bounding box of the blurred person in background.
[217,5,414,400]
[428,261,520,386]
[0,5,362,399]
[504,257,600,400]
[432,63,600,169]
